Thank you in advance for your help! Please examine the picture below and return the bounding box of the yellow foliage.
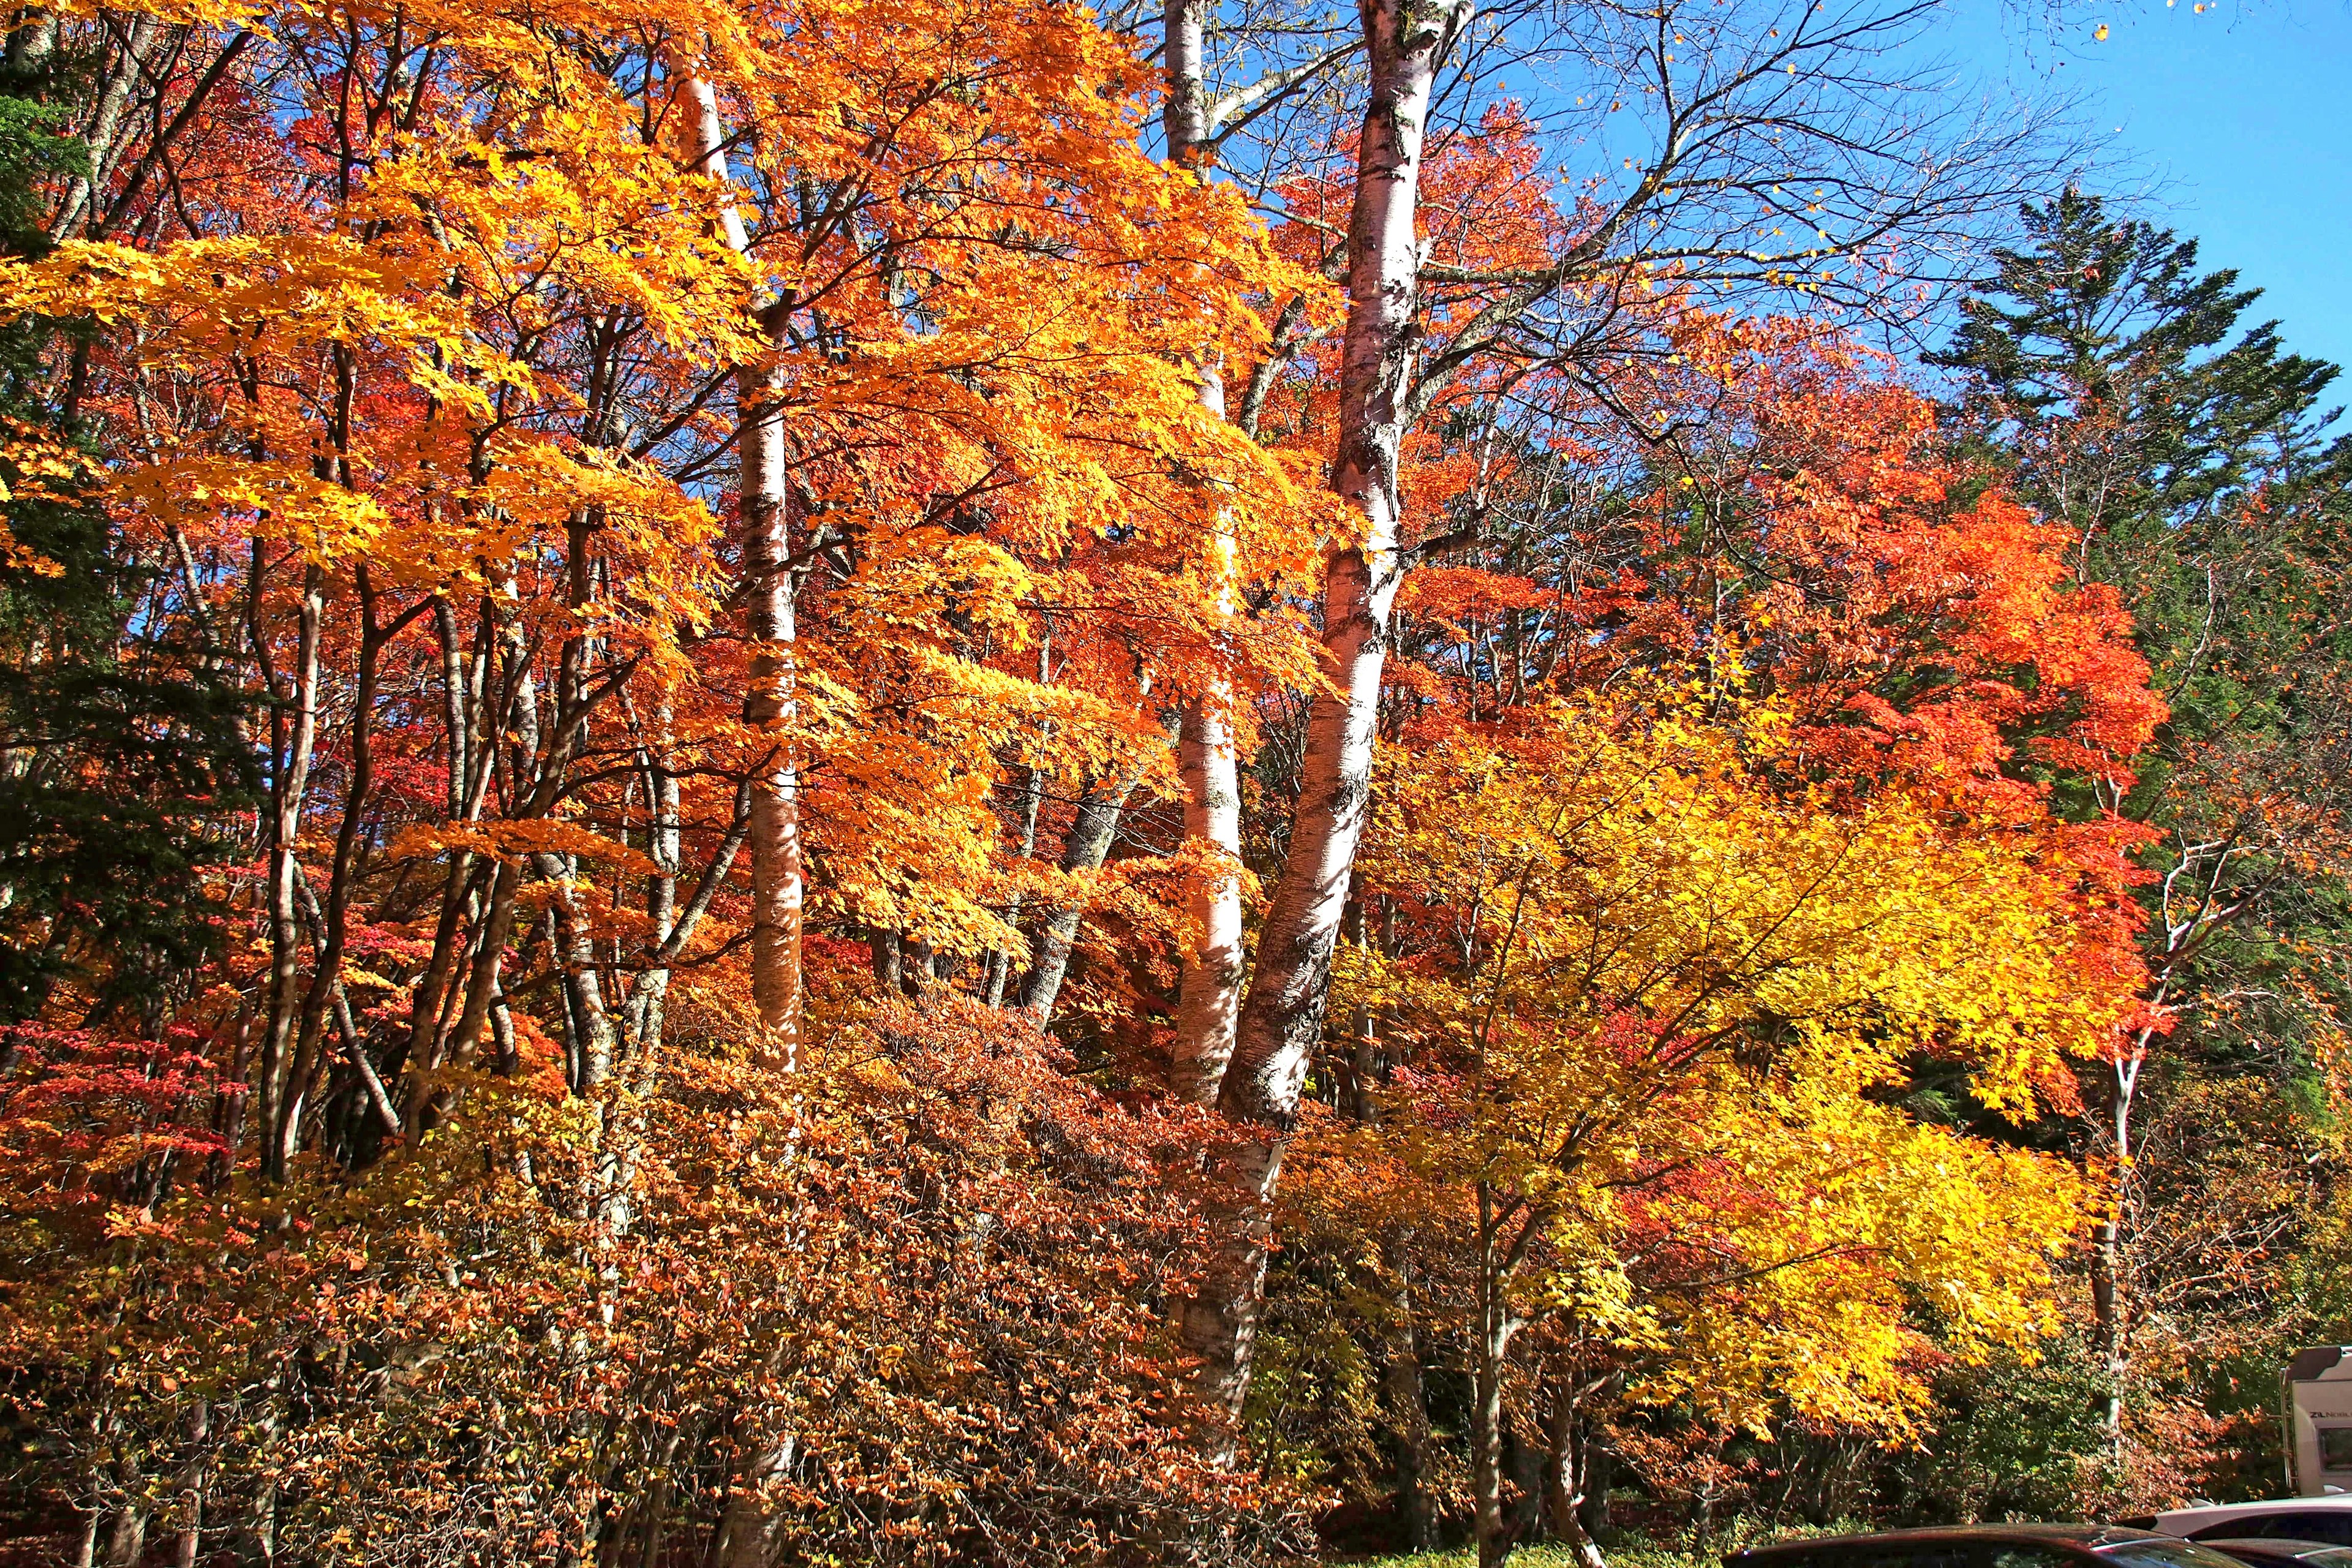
[1319,693,2130,1432]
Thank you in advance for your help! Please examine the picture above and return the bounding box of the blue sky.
[1952,0,2352,375]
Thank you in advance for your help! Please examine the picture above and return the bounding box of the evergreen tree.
[1937,186,2350,737]
[0,47,251,1027]
[1938,187,2352,1501]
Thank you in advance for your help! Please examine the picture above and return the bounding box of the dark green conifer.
[0,46,253,1028]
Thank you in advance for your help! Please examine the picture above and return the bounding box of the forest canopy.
[0,0,2345,1564]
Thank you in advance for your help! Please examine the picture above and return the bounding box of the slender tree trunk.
[1162,1,1250,1099]
[1381,1228,1438,1551]
[987,635,1056,1008]
[48,14,157,241]
[256,564,322,1185]
[417,602,543,1119]
[543,856,619,1089]
[1544,1374,1609,1568]
[739,355,802,1069]
[280,571,398,1175]
[1342,894,1384,1121]
[424,858,521,1110]
[1473,1185,1521,1568]
[1172,683,1246,1100]
[397,606,484,1088]
[692,76,803,1073]
[172,1399,209,1568]
[102,1489,146,1568]
[1170,357,1246,1104]
[691,78,807,1568]
[621,707,682,1057]
[2092,1049,2141,1450]
[1020,745,1161,1028]
[550,517,618,1087]
[870,929,904,993]
[984,758,1047,1008]
[1185,0,1471,1412]
[435,597,472,818]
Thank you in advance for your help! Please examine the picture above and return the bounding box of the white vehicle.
[2287,1349,2352,1496]
[2125,1499,2352,1549]
[2116,1350,2352,1548]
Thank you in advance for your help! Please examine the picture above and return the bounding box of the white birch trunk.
[692,78,808,1568]
[256,564,322,1185]
[1183,0,1470,1412]
[693,77,802,1073]
[1163,0,1213,165]
[739,358,802,1071]
[1019,739,1165,1028]
[1163,0,1248,1102]
[1170,361,1245,1103]
[1172,665,1246,1102]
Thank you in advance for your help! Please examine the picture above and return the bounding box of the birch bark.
[691,76,809,1568]
[254,562,322,1186]
[1019,745,1162,1027]
[1162,0,1249,1100]
[1183,0,1471,1411]
[692,76,803,1074]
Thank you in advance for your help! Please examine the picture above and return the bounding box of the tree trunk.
[1172,685,1246,1102]
[48,15,156,241]
[542,857,619,1089]
[102,1488,145,1568]
[172,1399,209,1568]
[1544,1376,1609,1568]
[1178,1129,1284,1423]
[870,929,904,993]
[984,759,1047,1008]
[1381,1229,1438,1551]
[622,707,680,1058]
[692,75,802,1072]
[1020,746,1161,1028]
[1161,0,1250,1101]
[1509,1416,1546,1545]
[280,570,396,1175]
[1473,1188,1520,1568]
[255,562,322,1185]
[692,79,805,1568]
[739,354,802,1071]
[2092,1049,2141,1450]
[1163,0,1213,166]
[386,597,483,1106]
[1185,0,1472,1412]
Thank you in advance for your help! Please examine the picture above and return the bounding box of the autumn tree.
[1937,188,2352,1486]
[1169,0,2083,1420]
[3,0,2320,1555]
[0,0,1326,1555]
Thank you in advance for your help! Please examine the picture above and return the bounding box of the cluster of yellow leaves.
[1317,693,2135,1431]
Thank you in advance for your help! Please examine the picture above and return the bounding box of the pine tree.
[0,45,251,1027]
[1938,186,2352,1483]
[1936,186,2349,736]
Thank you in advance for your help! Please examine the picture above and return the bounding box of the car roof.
[2162,1502,2352,1526]
[1730,1526,2171,1561]
[2196,1544,2352,1558]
